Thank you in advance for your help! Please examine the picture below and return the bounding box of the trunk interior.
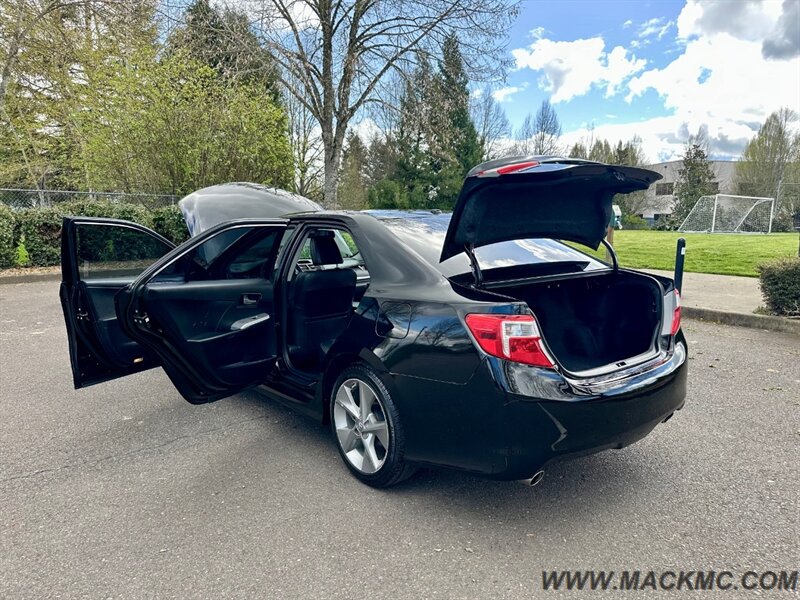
[492,271,663,373]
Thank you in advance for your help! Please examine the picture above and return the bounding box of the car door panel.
[117,220,289,403]
[61,217,288,403]
[139,279,277,388]
[60,218,175,388]
[77,281,154,368]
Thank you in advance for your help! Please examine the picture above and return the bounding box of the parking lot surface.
[1,280,798,598]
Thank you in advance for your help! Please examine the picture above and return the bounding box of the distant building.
[639,160,737,224]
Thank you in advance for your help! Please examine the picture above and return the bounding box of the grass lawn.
[578,231,798,277]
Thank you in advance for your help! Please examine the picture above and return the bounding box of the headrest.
[310,234,343,265]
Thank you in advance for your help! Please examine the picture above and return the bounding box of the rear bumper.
[498,348,687,479]
[392,337,688,480]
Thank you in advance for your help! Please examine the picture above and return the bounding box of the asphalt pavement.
[1,280,798,599]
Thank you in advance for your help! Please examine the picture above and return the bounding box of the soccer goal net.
[678,194,775,233]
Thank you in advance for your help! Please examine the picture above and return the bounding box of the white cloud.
[511,37,646,103]
[502,0,797,162]
[763,0,800,59]
[560,116,756,163]
[492,84,526,103]
[638,17,673,40]
[676,0,783,41]
[677,0,799,60]
[529,26,546,40]
[573,0,800,162]
[626,33,799,145]
[622,19,633,29]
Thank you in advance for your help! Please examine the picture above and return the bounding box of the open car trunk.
[490,271,664,374]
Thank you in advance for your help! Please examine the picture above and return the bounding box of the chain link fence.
[0,188,179,210]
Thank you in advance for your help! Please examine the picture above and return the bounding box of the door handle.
[241,293,261,306]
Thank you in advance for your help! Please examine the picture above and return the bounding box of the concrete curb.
[0,272,61,284]
[683,306,800,336]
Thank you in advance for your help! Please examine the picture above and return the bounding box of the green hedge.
[621,214,650,230]
[0,204,16,268]
[9,201,186,267]
[152,205,189,244]
[758,257,800,316]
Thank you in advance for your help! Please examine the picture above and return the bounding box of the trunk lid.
[439,157,661,262]
[179,183,322,236]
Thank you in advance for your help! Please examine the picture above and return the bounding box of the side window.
[154,225,284,282]
[338,231,362,265]
[287,227,370,301]
[76,224,172,280]
[222,229,282,279]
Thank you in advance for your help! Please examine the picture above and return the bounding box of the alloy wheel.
[332,378,390,474]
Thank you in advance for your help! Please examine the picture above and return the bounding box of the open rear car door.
[61,217,289,404]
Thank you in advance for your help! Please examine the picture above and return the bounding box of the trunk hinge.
[600,238,619,272]
[465,243,484,288]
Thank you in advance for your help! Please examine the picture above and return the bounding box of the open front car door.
[60,218,175,388]
[61,217,289,404]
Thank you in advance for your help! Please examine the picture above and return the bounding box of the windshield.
[372,212,608,278]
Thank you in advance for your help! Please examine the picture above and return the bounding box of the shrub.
[621,214,650,230]
[57,199,154,229]
[757,257,800,316]
[14,207,64,266]
[13,200,158,267]
[152,205,189,244]
[0,204,16,268]
[16,242,29,266]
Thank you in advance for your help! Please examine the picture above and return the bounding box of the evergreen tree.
[588,139,613,163]
[371,35,482,210]
[168,0,279,97]
[672,134,717,226]
[394,59,437,208]
[428,33,481,208]
[438,34,482,175]
[568,142,588,159]
[337,132,369,209]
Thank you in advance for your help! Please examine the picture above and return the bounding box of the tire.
[330,364,416,488]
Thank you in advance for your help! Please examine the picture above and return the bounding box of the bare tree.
[512,100,561,156]
[285,85,324,200]
[471,87,510,161]
[530,99,561,155]
[512,113,535,155]
[221,0,517,206]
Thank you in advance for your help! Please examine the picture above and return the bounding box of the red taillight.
[670,289,681,336]
[464,314,554,368]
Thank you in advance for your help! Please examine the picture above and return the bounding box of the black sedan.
[59,157,687,488]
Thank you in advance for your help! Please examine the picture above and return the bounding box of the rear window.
[377,213,608,277]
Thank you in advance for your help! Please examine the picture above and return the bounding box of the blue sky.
[488,0,800,163]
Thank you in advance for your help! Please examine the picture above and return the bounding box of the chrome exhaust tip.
[520,470,545,487]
